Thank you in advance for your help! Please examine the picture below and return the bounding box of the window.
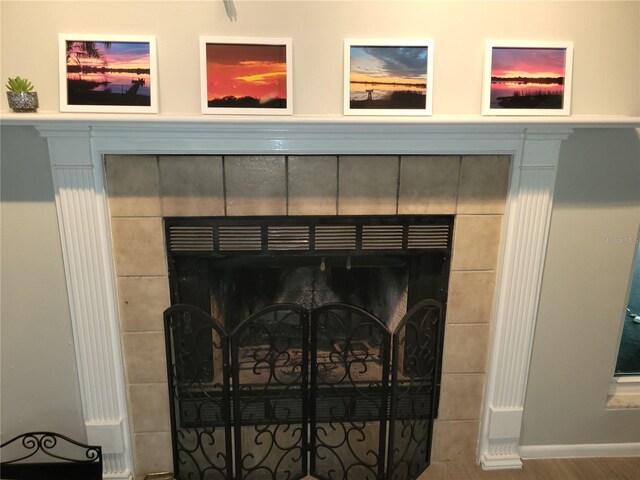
[614,236,640,376]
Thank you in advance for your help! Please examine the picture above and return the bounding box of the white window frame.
[609,225,640,402]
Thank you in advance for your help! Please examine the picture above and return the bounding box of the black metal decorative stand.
[0,431,102,480]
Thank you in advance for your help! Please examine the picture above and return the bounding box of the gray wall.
[0,126,86,441]
[522,128,640,446]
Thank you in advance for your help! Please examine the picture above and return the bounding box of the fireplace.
[102,152,508,478]
[163,215,452,479]
[36,120,570,479]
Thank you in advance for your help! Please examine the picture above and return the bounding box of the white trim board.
[609,376,640,397]
[520,443,640,459]
[103,474,132,480]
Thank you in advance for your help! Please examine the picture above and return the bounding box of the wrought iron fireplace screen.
[164,299,444,480]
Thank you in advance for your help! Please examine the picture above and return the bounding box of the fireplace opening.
[164,216,452,480]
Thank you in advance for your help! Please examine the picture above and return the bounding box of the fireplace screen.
[164,216,451,480]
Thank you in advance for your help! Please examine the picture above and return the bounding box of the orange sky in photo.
[491,47,566,78]
[206,43,287,102]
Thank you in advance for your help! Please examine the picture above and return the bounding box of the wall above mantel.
[1,1,638,118]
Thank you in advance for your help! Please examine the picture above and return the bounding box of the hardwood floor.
[419,458,640,480]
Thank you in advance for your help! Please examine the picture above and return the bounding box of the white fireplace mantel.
[12,116,636,478]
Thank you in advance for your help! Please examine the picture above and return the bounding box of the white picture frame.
[200,36,293,115]
[59,34,158,113]
[482,40,573,116]
[343,39,434,116]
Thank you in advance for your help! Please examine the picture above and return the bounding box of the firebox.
[164,215,452,480]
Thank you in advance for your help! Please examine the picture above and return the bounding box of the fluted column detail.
[479,128,571,469]
[42,128,132,479]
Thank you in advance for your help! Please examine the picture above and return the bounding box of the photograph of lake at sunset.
[489,46,567,110]
[64,40,153,108]
[347,44,430,112]
[203,41,289,112]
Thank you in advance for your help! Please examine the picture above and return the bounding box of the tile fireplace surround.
[35,119,573,479]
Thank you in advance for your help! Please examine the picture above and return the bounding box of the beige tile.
[158,156,225,217]
[438,374,486,420]
[225,156,286,215]
[288,156,338,215]
[442,324,490,374]
[105,155,161,217]
[338,155,398,214]
[117,277,170,332]
[133,432,173,478]
[452,215,502,271]
[446,271,497,324]
[431,420,479,462]
[398,155,460,214]
[123,332,168,384]
[458,155,510,214]
[129,383,171,433]
[111,218,166,276]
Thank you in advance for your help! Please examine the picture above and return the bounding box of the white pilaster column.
[38,126,132,480]
[479,128,573,470]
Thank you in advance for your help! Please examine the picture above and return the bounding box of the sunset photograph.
[345,41,433,115]
[62,37,156,111]
[487,44,571,112]
[202,38,291,114]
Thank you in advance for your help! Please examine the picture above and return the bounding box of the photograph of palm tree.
[204,41,289,111]
[59,35,157,112]
[344,40,433,116]
[65,40,152,106]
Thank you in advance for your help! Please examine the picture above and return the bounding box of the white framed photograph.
[59,34,158,113]
[344,39,434,116]
[200,36,293,115]
[482,40,573,116]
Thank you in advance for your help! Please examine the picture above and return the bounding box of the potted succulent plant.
[6,76,39,112]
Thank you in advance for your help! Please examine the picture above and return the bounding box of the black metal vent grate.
[218,226,261,251]
[166,216,453,255]
[315,225,356,250]
[408,225,451,249]
[362,225,404,250]
[267,226,310,251]
[168,226,214,252]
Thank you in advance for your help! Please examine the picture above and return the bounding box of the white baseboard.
[480,453,524,470]
[102,472,132,480]
[520,443,640,459]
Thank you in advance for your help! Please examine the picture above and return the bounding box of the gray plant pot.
[7,91,39,112]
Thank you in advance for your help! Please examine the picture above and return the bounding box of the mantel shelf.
[1,111,639,129]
